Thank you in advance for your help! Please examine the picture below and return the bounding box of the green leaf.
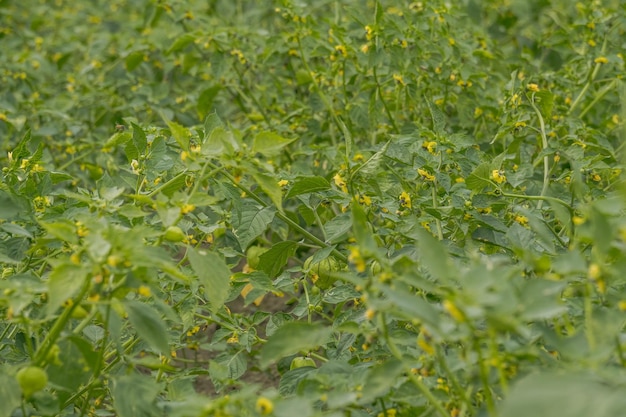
[131,123,147,154]
[46,263,88,315]
[534,90,554,119]
[39,220,78,244]
[351,198,377,255]
[197,86,221,119]
[111,374,162,417]
[124,51,145,72]
[164,119,190,152]
[360,359,404,403]
[285,176,331,199]
[258,241,298,278]
[425,98,446,135]
[123,300,171,353]
[252,171,282,210]
[252,131,296,157]
[259,322,332,368]
[188,248,231,313]
[0,367,21,417]
[165,33,196,55]
[498,372,626,417]
[466,162,492,192]
[353,141,389,177]
[203,112,224,141]
[412,227,455,283]
[234,205,276,250]
[0,191,22,220]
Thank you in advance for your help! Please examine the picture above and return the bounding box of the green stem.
[33,279,91,366]
[432,181,444,240]
[379,313,449,417]
[473,337,497,416]
[528,92,550,210]
[373,67,400,133]
[578,79,617,119]
[569,37,607,114]
[584,280,596,351]
[435,345,472,409]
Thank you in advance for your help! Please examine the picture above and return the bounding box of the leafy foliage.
[1,0,626,416]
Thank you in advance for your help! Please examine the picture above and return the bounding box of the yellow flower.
[137,285,152,297]
[333,173,348,192]
[514,215,528,226]
[365,308,375,320]
[588,263,600,280]
[442,299,465,322]
[417,168,435,182]
[527,83,540,92]
[399,191,412,209]
[474,107,483,118]
[277,179,289,187]
[181,203,195,214]
[348,246,366,272]
[256,397,274,415]
[392,73,405,85]
[358,194,372,206]
[422,141,437,154]
[334,44,347,57]
[365,25,373,40]
[594,56,608,64]
[360,44,370,54]
[491,169,506,184]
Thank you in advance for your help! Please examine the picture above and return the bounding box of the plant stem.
[528,92,550,210]
[379,313,449,417]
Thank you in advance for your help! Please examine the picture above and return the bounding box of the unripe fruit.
[304,256,342,289]
[163,226,186,242]
[16,366,48,398]
[246,246,268,270]
[289,356,316,370]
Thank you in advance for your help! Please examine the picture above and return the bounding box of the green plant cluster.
[1,0,626,416]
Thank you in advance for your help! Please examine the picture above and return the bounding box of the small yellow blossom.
[358,194,372,206]
[474,107,483,118]
[365,308,375,320]
[138,285,152,297]
[514,215,529,226]
[181,203,195,214]
[618,300,626,311]
[588,263,600,280]
[422,141,437,154]
[353,153,365,162]
[527,83,540,92]
[588,39,597,47]
[256,397,274,415]
[227,333,239,344]
[417,168,435,182]
[442,299,465,322]
[591,173,601,182]
[360,44,370,54]
[335,44,347,57]
[514,121,526,129]
[277,179,289,187]
[491,169,506,184]
[455,177,465,183]
[365,25,373,40]
[333,173,348,192]
[594,56,608,64]
[399,191,412,209]
[348,246,366,272]
[573,216,585,225]
[392,73,405,85]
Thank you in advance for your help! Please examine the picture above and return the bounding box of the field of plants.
[1,0,626,416]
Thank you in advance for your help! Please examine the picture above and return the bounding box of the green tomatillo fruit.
[163,226,186,242]
[289,356,317,370]
[16,366,48,399]
[246,245,268,270]
[304,256,342,289]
